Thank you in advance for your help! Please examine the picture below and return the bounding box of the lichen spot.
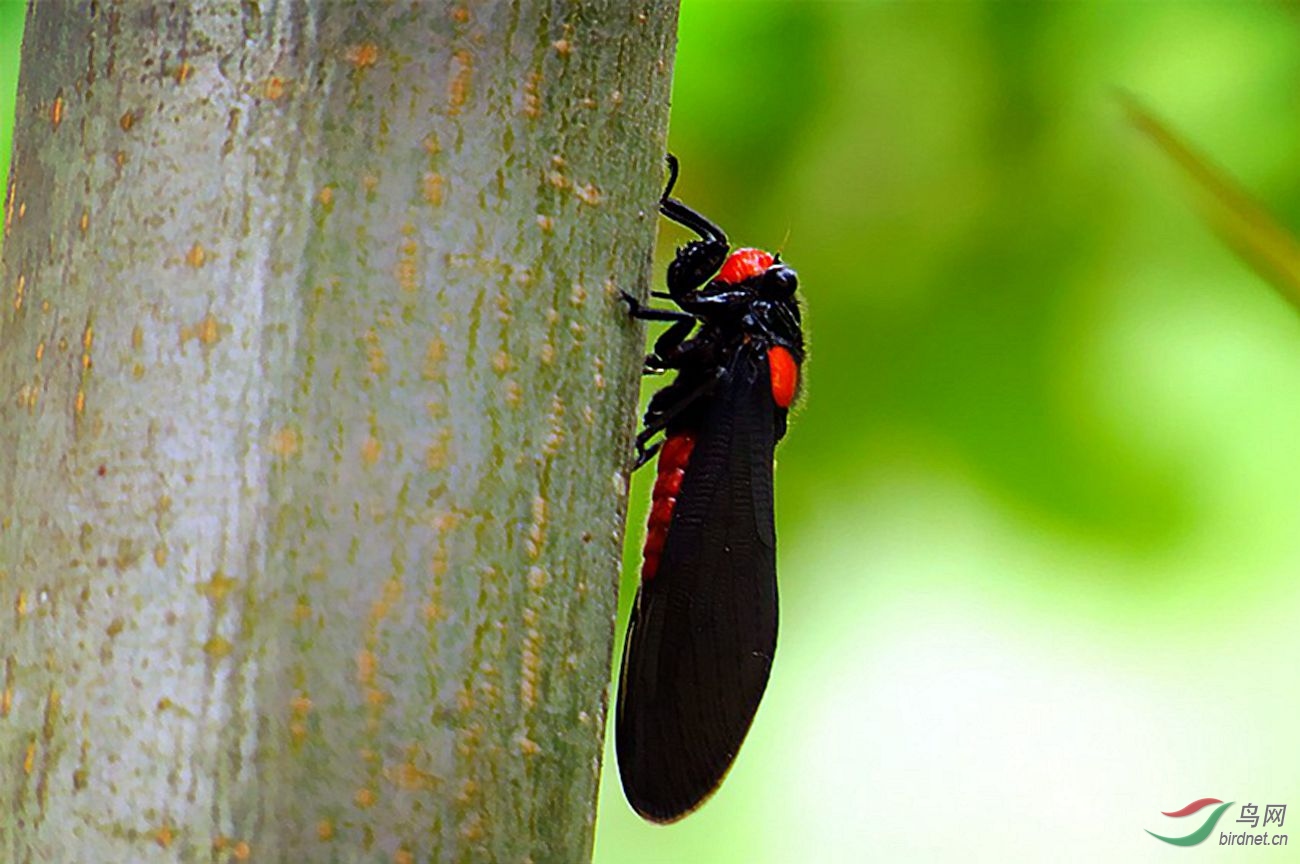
[270,426,300,457]
[185,242,207,268]
[425,436,448,470]
[459,812,485,843]
[357,649,376,685]
[448,50,473,114]
[180,313,223,347]
[263,76,287,100]
[421,171,444,206]
[396,247,419,293]
[200,314,221,345]
[524,497,547,558]
[316,820,335,841]
[41,689,60,738]
[523,70,541,119]
[204,637,233,658]
[199,570,237,602]
[354,787,376,809]
[290,693,313,718]
[232,841,251,861]
[345,42,380,69]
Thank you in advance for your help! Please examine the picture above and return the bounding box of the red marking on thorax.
[716,248,774,285]
[641,431,696,581]
[767,345,798,408]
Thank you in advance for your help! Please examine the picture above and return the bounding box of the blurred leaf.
[1122,91,1300,312]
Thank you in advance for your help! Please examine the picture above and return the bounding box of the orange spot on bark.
[345,42,379,68]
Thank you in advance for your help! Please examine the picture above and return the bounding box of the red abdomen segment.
[641,431,696,581]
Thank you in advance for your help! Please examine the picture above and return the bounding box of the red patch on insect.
[767,346,798,408]
[715,248,774,285]
[642,431,696,581]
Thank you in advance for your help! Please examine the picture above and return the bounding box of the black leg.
[619,290,694,324]
[633,438,662,470]
[620,290,699,374]
[632,368,724,468]
[658,156,730,302]
[660,156,727,245]
[649,322,697,370]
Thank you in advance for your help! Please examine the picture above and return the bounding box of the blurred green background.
[602,2,1300,862]
[3,2,1298,861]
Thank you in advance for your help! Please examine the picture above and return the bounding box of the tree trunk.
[0,2,677,861]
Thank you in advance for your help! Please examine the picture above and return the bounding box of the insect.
[616,155,805,822]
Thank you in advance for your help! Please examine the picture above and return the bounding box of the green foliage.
[1123,91,1300,311]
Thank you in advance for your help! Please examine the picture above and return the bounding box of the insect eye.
[763,265,798,299]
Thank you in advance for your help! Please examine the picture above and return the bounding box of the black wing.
[616,343,780,822]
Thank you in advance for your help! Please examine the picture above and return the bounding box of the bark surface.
[0,2,677,861]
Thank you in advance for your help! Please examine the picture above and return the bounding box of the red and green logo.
[1146,798,1234,846]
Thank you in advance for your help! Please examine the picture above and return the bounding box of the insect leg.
[658,156,730,303]
[659,156,728,246]
[648,323,697,372]
[619,291,698,374]
[633,368,724,468]
[619,290,694,324]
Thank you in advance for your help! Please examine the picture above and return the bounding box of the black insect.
[616,155,805,822]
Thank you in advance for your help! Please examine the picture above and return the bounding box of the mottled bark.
[0,2,677,861]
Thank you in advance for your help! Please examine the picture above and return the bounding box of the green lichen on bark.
[0,2,678,861]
